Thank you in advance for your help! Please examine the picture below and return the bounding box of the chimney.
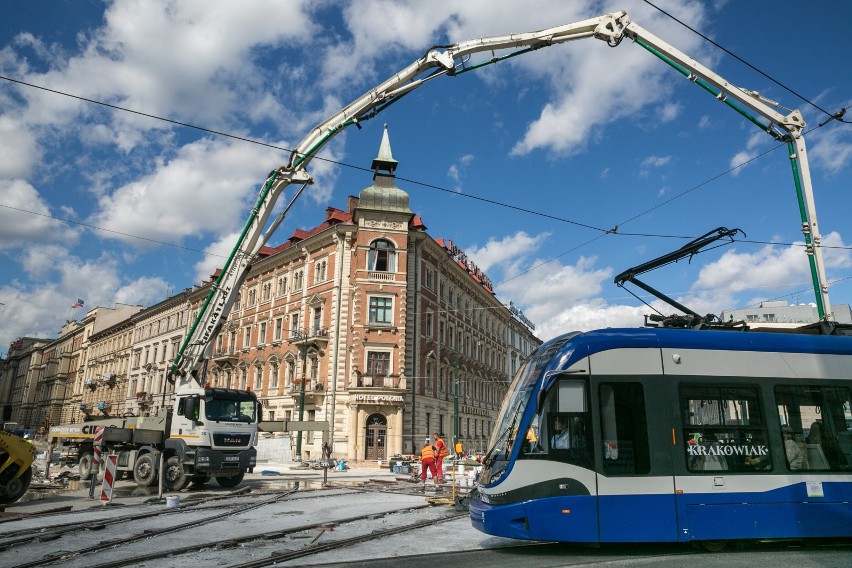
[347,195,360,215]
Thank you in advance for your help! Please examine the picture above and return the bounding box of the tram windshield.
[480,356,539,484]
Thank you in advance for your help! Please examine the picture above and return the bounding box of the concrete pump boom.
[168,10,833,386]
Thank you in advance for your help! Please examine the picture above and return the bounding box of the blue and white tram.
[470,327,852,548]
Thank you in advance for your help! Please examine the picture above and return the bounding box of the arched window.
[368,239,396,272]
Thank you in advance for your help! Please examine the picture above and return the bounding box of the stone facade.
[0,128,541,461]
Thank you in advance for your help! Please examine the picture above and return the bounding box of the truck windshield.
[206,397,257,423]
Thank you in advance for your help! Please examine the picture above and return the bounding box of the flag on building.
[72,299,85,308]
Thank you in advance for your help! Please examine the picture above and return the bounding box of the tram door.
[365,413,387,461]
[594,366,679,542]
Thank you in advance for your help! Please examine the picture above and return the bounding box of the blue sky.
[1,0,851,354]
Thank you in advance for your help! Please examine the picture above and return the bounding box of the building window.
[439,321,445,344]
[274,318,283,341]
[261,281,272,302]
[367,351,390,377]
[369,296,393,325]
[368,239,396,272]
[314,260,327,283]
[247,288,257,306]
[290,313,300,337]
[426,312,433,337]
[270,364,279,389]
[293,270,304,291]
[424,267,434,290]
[286,360,295,388]
[259,322,267,345]
[277,276,287,296]
[312,306,322,334]
[244,326,251,348]
[254,366,262,390]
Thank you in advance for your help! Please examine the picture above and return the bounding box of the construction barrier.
[100,454,117,503]
[88,426,104,499]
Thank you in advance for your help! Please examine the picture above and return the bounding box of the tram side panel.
[590,347,681,543]
[663,347,852,542]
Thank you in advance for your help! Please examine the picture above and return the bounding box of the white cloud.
[641,155,672,169]
[659,102,682,123]
[89,138,285,246]
[693,241,815,294]
[0,179,77,248]
[466,231,548,273]
[447,154,474,189]
[809,126,852,174]
[0,246,137,348]
[194,231,239,285]
[116,276,171,307]
[0,117,39,177]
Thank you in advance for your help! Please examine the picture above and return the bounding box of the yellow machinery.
[0,430,36,504]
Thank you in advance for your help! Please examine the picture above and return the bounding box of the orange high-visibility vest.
[421,444,436,461]
[435,437,448,458]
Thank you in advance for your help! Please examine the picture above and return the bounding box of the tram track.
[11,490,299,568]
[7,484,441,568]
[82,506,466,568]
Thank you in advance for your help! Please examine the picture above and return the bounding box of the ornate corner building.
[0,127,541,461]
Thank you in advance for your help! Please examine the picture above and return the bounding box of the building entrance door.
[365,413,387,461]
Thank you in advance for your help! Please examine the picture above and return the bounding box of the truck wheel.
[0,466,32,505]
[133,454,157,487]
[216,471,245,488]
[164,456,190,491]
[78,452,94,479]
[190,474,211,487]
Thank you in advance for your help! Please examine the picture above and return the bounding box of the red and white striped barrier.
[92,426,104,469]
[100,454,117,503]
[88,426,105,499]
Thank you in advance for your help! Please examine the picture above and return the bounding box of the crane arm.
[169,9,833,388]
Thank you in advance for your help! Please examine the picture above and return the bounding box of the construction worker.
[420,438,438,489]
[433,432,447,483]
[455,440,463,459]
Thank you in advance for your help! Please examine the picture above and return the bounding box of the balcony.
[101,373,116,386]
[368,271,395,282]
[85,379,97,390]
[212,349,239,363]
[287,328,330,350]
[288,379,325,401]
[354,374,404,389]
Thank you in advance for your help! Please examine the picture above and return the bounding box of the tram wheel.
[698,539,729,552]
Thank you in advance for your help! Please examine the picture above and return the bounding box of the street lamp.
[453,349,460,459]
[295,330,308,460]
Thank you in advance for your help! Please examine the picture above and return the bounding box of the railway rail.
[1,483,464,568]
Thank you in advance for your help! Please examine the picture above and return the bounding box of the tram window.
[775,385,851,472]
[599,383,650,475]
[521,379,593,467]
[680,385,769,473]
